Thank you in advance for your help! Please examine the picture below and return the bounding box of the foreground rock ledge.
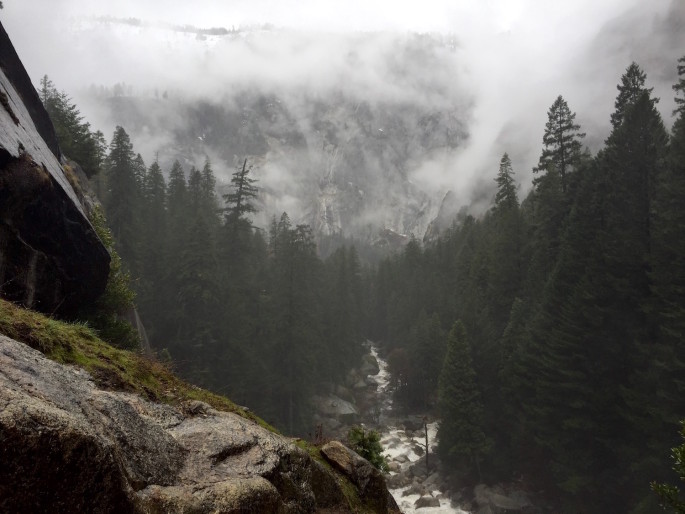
[0,335,396,513]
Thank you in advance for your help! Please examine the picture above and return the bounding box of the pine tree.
[39,75,101,177]
[166,160,187,225]
[267,213,321,433]
[132,153,146,189]
[104,126,139,271]
[404,311,445,409]
[224,158,258,226]
[187,165,203,215]
[437,321,491,478]
[674,56,685,116]
[494,153,518,212]
[137,160,167,339]
[611,62,656,129]
[489,152,522,333]
[534,95,585,192]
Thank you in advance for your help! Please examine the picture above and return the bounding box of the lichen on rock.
[0,332,397,513]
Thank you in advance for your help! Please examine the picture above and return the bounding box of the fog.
[2,0,684,235]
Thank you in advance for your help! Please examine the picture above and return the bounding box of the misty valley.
[2,5,685,514]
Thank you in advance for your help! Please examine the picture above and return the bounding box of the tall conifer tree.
[438,321,490,477]
[534,95,585,193]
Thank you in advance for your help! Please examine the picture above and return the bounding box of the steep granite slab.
[0,21,109,316]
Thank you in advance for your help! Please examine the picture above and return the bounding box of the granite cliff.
[0,22,109,317]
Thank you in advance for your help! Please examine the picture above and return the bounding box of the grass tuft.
[0,298,275,432]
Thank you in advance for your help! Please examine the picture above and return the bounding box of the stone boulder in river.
[312,393,359,424]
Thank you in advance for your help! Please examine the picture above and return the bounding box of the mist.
[2,0,684,236]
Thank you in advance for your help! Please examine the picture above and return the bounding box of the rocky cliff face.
[98,90,465,245]
[80,29,468,244]
[0,22,109,317]
[0,332,399,513]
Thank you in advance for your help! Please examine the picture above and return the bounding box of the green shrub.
[652,421,685,513]
[347,426,388,472]
[82,206,140,350]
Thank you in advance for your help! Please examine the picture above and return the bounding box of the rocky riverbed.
[312,342,540,513]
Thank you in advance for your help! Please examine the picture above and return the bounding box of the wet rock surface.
[321,441,401,514]
[0,335,396,513]
[0,21,109,317]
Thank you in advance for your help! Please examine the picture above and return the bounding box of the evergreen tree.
[224,158,258,227]
[166,160,188,225]
[534,95,585,192]
[104,126,139,272]
[494,153,518,212]
[403,311,445,409]
[137,160,167,340]
[489,153,522,333]
[133,153,147,189]
[187,165,203,215]
[201,157,217,204]
[674,56,685,116]
[611,62,656,130]
[268,213,321,433]
[322,246,365,381]
[39,75,102,177]
[438,321,491,478]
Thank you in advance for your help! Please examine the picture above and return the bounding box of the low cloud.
[3,0,684,234]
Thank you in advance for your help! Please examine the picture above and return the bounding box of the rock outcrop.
[0,334,396,513]
[321,441,401,514]
[0,21,109,317]
[423,189,461,242]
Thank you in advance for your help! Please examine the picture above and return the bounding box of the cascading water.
[367,345,469,514]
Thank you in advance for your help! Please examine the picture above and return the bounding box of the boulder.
[387,461,402,473]
[320,440,400,513]
[312,394,359,424]
[402,417,425,431]
[423,471,443,489]
[474,483,531,513]
[353,378,370,389]
[408,454,438,477]
[414,495,440,508]
[0,22,109,317]
[335,384,355,402]
[345,369,362,388]
[402,481,427,497]
[360,353,380,376]
[0,334,400,513]
[386,472,411,489]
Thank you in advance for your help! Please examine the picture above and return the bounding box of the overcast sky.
[2,0,684,206]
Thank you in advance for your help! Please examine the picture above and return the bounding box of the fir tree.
[494,153,518,212]
[534,95,585,192]
[674,56,685,116]
[611,62,656,130]
[166,160,187,225]
[224,158,258,226]
[104,126,139,271]
[437,321,491,478]
[39,75,102,177]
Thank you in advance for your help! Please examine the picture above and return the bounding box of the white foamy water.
[368,344,468,514]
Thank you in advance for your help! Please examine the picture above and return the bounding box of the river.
[367,345,469,514]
